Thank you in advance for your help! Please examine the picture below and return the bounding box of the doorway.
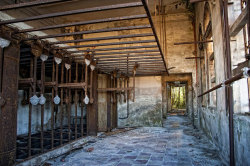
[167,82,187,115]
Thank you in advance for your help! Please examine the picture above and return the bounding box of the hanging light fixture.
[0,38,10,48]
[54,95,61,105]
[40,54,48,62]
[84,95,89,104]
[84,48,91,66]
[65,63,71,70]
[90,60,96,71]
[30,95,39,106]
[54,57,62,64]
[39,94,46,105]
[133,63,139,75]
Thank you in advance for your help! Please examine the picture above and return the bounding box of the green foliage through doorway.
[171,86,186,109]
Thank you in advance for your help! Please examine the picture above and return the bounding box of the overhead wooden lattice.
[0,0,169,76]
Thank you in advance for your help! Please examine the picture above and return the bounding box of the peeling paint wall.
[195,1,250,165]
[98,74,108,132]
[154,13,197,121]
[118,76,162,127]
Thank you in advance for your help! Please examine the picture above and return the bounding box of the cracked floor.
[47,115,223,166]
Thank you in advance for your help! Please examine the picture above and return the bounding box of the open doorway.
[167,82,187,115]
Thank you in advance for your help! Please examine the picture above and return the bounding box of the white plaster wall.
[195,1,250,165]
[118,76,162,127]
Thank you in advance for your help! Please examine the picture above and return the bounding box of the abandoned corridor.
[46,115,222,166]
[0,0,250,166]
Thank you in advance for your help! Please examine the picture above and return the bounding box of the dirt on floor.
[44,115,224,166]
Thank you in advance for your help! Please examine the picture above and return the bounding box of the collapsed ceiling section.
[0,0,169,76]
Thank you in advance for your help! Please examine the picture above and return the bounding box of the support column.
[0,39,19,165]
[112,78,118,128]
[87,70,98,136]
[107,75,111,132]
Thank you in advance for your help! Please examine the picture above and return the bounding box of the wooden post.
[107,75,111,132]
[74,63,78,139]
[51,60,55,148]
[67,68,72,141]
[87,70,98,135]
[60,62,64,145]
[0,41,20,166]
[113,78,118,128]
[40,57,45,152]
[80,63,84,137]
[28,57,33,157]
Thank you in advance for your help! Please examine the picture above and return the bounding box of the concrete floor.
[47,116,223,166]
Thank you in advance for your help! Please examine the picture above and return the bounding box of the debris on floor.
[45,116,224,166]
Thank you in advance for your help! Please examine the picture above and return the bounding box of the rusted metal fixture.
[0,39,20,166]
[96,60,163,65]
[141,0,169,74]
[84,52,90,105]
[51,60,55,148]
[60,61,64,145]
[0,38,10,107]
[174,40,213,45]
[19,79,88,88]
[198,69,250,97]
[58,82,86,88]
[90,61,96,104]
[185,57,204,59]
[67,67,72,141]
[17,14,148,33]
[69,45,158,53]
[87,70,98,135]
[56,40,156,50]
[223,1,235,165]
[0,2,143,25]
[0,0,176,161]
[124,77,127,103]
[88,53,161,59]
[24,25,151,41]
[40,51,48,153]
[71,49,160,56]
[95,45,158,52]
[132,63,139,102]
[0,0,72,11]
[74,63,78,139]
[190,0,210,3]
[80,63,84,137]
[91,57,162,62]
[51,33,154,45]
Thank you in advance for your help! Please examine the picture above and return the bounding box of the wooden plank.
[112,78,118,128]
[0,42,20,165]
[97,88,133,92]
[230,7,247,37]
[87,71,98,136]
[107,76,111,132]
[58,82,86,88]
[190,0,207,3]
[97,74,108,132]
